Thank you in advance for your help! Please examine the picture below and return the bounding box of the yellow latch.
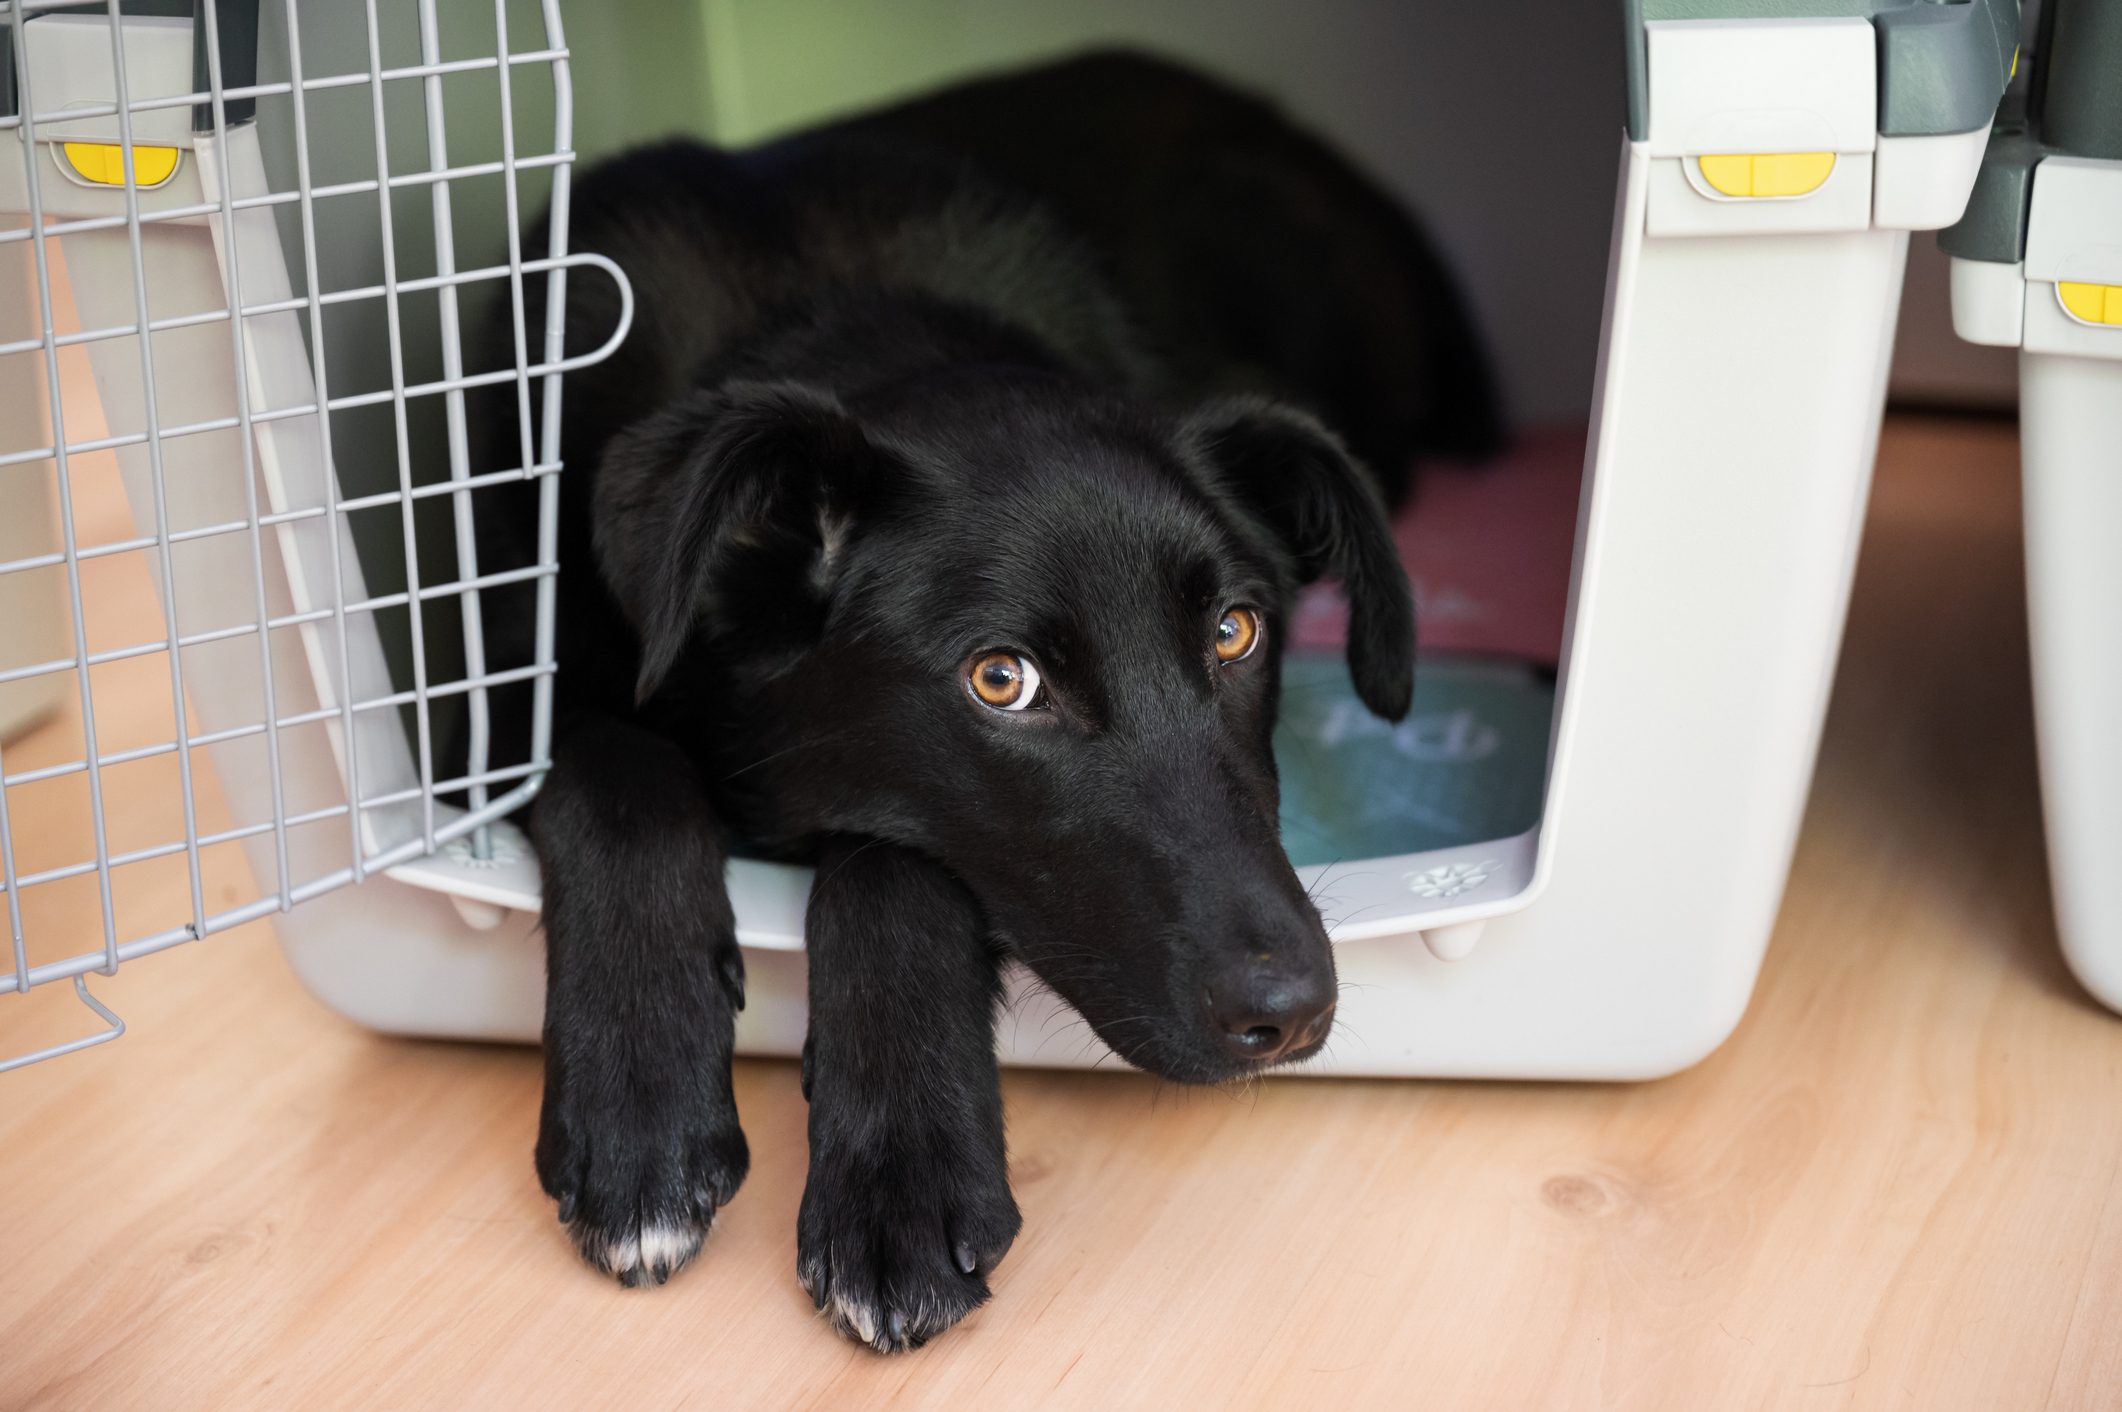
[2057,282,2122,327]
[1696,152,1837,199]
[59,141,180,189]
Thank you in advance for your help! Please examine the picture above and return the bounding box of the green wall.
[554,0,1627,429]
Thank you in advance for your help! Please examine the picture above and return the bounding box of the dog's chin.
[1094,1022,1331,1085]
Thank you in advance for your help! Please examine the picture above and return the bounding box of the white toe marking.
[637,1220,701,1272]
[583,1216,706,1279]
[833,1292,879,1347]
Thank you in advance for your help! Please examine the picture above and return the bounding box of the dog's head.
[595,372,1413,1082]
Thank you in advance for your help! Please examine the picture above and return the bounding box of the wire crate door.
[0,0,629,1070]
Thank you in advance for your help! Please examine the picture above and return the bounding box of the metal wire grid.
[0,0,632,1070]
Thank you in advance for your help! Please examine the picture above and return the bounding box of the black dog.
[471,50,1496,1351]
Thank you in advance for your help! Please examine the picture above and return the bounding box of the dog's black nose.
[1205,965,1336,1064]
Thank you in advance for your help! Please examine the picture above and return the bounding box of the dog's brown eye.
[965,651,1044,712]
[1214,607,1262,664]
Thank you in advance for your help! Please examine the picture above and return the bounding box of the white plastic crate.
[1945,0,2122,1014]
[2,1,2013,1078]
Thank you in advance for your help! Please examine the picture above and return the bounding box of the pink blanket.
[1293,422,1586,665]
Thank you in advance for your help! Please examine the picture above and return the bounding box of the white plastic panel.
[1647,152,1873,237]
[2023,281,2122,358]
[1641,16,1881,240]
[2020,159,2122,359]
[2020,352,2122,1012]
[0,239,69,743]
[1644,18,1877,158]
[13,14,196,147]
[2023,156,2122,287]
[1950,256,2026,347]
[1873,127,1991,232]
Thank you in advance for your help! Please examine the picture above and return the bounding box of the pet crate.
[1,0,2016,1078]
[1944,0,2122,1013]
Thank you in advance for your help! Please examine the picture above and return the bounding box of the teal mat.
[1275,652,1554,869]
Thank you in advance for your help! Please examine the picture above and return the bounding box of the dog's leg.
[531,714,749,1286]
[797,838,1022,1352]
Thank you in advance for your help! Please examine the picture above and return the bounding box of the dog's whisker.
[1329,1021,1371,1056]
[1303,857,1350,906]
[811,837,888,892]
[718,740,814,783]
[1322,897,1401,931]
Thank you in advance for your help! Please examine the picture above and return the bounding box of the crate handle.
[0,975,126,1075]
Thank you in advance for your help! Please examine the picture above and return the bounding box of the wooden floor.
[4,415,2118,1410]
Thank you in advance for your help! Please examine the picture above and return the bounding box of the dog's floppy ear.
[1183,397,1415,721]
[594,380,887,702]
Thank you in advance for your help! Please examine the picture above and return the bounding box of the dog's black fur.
[469,50,1496,1351]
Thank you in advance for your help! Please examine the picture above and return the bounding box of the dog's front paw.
[796,1130,1021,1352]
[536,1060,749,1288]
